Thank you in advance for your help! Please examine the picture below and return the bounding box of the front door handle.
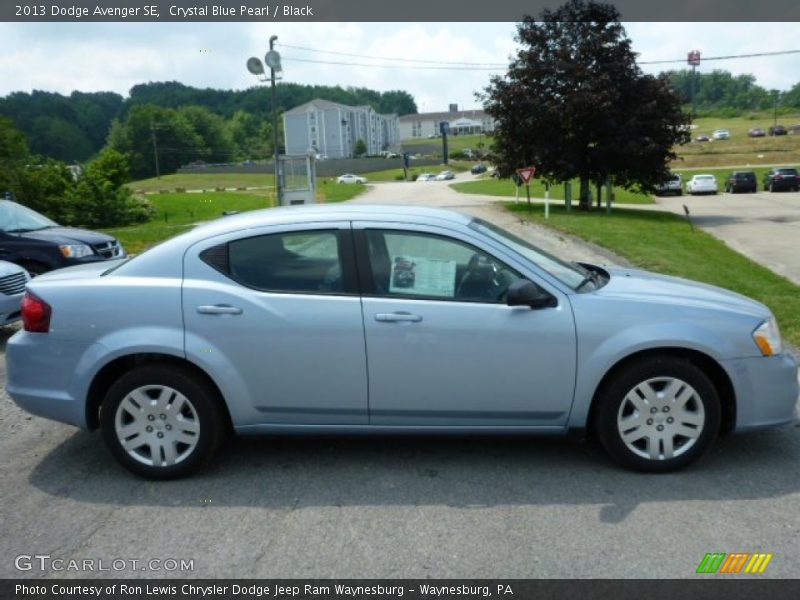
[197,304,243,315]
[375,312,423,323]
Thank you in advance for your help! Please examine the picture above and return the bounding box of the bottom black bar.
[4,580,800,600]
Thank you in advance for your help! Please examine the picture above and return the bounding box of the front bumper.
[723,352,799,432]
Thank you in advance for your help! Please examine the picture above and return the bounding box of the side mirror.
[507,279,556,309]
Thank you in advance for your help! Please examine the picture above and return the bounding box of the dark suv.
[763,168,799,193]
[0,200,126,275]
[725,171,757,193]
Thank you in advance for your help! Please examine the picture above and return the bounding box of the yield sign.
[516,166,536,184]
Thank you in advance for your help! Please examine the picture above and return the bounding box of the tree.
[0,116,28,193]
[354,138,367,157]
[481,0,689,209]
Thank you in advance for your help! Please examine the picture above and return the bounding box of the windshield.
[0,201,58,232]
[470,218,588,289]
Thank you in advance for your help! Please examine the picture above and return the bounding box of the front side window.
[223,230,344,294]
[364,230,521,303]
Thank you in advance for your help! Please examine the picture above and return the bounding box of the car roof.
[191,204,472,238]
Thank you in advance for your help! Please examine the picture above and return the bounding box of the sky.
[0,22,797,112]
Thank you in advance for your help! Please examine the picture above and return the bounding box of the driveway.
[655,190,800,285]
[1,185,799,580]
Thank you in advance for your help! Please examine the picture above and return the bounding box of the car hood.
[15,226,116,246]
[594,267,769,319]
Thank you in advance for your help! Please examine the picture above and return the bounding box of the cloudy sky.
[0,22,797,112]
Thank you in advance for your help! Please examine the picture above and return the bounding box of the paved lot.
[1,182,799,580]
[656,190,800,285]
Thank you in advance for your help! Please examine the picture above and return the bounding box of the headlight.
[59,244,94,259]
[752,317,783,357]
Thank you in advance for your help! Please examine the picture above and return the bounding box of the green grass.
[676,112,800,168]
[106,183,366,254]
[507,203,800,346]
[401,134,493,156]
[451,178,654,204]
[128,173,275,193]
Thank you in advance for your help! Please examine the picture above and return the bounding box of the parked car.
[435,170,455,181]
[712,129,730,140]
[763,167,799,192]
[654,173,683,196]
[686,174,718,195]
[695,135,710,143]
[336,174,367,184]
[748,128,766,138]
[471,163,488,175]
[0,260,30,326]
[724,171,757,194]
[788,124,800,136]
[415,173,436,182]
[768,125,787,136]
[7,205,798,478]
[0,200,126,275]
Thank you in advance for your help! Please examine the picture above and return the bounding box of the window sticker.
[389,255,456,297]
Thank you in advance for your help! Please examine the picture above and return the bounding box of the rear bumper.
[723,352,799,432]
[6,331,105,430]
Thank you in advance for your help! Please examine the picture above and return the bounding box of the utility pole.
[150,121,161,179]
[269,35,281,206]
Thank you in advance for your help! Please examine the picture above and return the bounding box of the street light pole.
[269,35,281,206]
[247,37,283,207]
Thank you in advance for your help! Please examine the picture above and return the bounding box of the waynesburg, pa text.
[16,584,514,598]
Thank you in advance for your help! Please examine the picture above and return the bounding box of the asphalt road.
[1,185,799,580]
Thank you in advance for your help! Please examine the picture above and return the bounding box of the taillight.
[21,292,51,333]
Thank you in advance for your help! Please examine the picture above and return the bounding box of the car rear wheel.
[101,365,226,479]
[594,356,721,472]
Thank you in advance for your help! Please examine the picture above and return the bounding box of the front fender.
[567,322,736,429]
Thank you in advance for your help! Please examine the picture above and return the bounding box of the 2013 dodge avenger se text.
[6,205,798,478]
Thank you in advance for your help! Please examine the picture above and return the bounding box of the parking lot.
[2,193,799,580]
[657,189,800,285]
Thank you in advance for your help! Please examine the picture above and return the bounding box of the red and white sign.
[516,166,536,184]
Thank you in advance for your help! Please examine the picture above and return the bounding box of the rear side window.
[202,230,347,294]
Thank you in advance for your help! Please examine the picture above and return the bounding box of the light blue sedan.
[7,205,798,478]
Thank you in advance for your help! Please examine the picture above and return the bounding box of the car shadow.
[28,425,800,523]
[0,323,20,355]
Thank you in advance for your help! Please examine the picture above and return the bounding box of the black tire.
[594,355,721,472]
[101,364,226,479]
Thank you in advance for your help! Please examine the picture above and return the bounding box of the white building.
[399,106,495,140]
[283,99,401,158]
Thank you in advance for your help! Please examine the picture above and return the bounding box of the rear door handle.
[375,312,422,323]
[197,304,243,315]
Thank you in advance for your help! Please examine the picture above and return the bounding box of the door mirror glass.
[506,279,555,309]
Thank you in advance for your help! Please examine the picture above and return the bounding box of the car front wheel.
[594,356,721,472]
[101,365,226,479]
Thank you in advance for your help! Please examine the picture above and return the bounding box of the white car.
[435,170,455,181]
[416,173,436,182]
[712,129,730,140]
[336,174,367,184]
[0,260,30,326]
[686,174,719,195]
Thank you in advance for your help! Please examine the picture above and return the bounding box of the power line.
[277,42,506,67]
[278,41,800,71]
[282,56,502,71]
[638,49,800,65]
